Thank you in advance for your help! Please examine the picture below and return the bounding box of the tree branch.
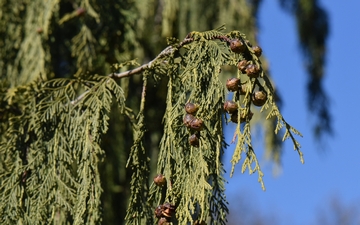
[71,37,195,105]
[71,34,234,105]
[110,37,194,79]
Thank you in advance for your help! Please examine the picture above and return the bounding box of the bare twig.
[110,37,194,79]
[139,76,147,113]
[71,90,89,105]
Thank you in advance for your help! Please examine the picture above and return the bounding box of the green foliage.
[0,75,125,224]
[125,75,153,224]
[149,29,229,224]
[0,0,325,224]
[0,25,303,224]
[123,27,303,224]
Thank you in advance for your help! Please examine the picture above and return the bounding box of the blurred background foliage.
[0,0,329,223]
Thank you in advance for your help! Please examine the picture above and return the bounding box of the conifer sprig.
[0,27,303,225]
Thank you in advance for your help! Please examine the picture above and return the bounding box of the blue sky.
[224,0,360,224]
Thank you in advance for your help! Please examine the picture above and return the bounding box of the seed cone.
[252,45,262,57]
[230,39,247,53]
[185,102,199,115]
[252,91,267,106]
[226,78,240,92]
[224,100,238,114]
[183,114,195,128]
[237,60,248,73]
[245,64,261,78]
[190,118,203,131]
[153,174,167,187]
[189,134,200,147]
